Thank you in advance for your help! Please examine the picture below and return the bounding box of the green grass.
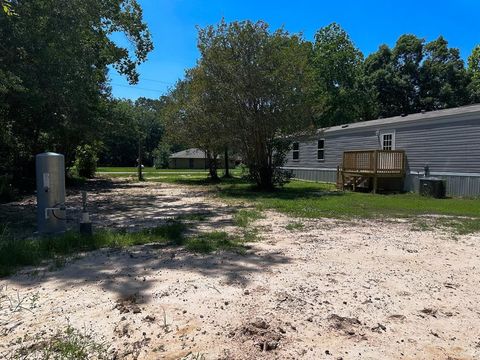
[12,325,108,359]
[0,214,256,277]
[97,171,480,234]
[0,222,185,277]
[214,179,480,219]
[97,167,209,173]
[96,167,244,182]
[447,219,480,235]
[285,221,305,231]
[143,175,480,233]
[185,231,247,254]
[233,209,265,228]
[175,212,212,222]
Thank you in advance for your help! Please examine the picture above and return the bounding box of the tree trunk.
[207,151,219,181]
[138,138,144,181]
[257,165,274,191]
[223,146,231,178]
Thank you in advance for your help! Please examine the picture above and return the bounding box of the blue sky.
[110,0,480,100]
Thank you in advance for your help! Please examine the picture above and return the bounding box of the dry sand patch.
[1,181,479,359]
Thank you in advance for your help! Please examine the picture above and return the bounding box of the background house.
[169,148,236,169]
[284,104,480,197]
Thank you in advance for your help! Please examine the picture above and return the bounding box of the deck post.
[373,150,378,194]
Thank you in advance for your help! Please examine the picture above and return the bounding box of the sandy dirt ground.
[1,180,479,359]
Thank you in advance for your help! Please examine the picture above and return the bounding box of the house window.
[317,139,325,160]
[382,133,394,150]
[292,142,299,160]
[189,158,194,169]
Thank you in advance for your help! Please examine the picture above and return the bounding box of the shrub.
[152,143,171,169]
[74,144,99,178]
[0,175,16,203]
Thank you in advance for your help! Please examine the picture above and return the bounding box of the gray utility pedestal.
[36,152,67,234]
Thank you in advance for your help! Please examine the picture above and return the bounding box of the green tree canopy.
[164,66,227,179]
[311,23,374,126]
[420,36,469,110]
[165,20,314,188]
[0,0,152,187]
[468,45,480,103]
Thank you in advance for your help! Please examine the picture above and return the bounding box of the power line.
[140,77,175,85]
[111,83,167,93]
[109,74,175,85]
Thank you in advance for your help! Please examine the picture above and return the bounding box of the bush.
[245,138,293,189]
[0,175,16,203]
[74,144,98,178]
[152,143,171,169]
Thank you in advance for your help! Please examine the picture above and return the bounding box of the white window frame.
[380,131,396,150]
[317,138,325,161]
[292,142,300,161]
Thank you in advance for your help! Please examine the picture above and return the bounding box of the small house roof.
[169,148,206,159]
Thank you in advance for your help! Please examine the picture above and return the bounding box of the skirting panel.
[285,167,480,197]
[285,168,337,183]
[406,173,480,198]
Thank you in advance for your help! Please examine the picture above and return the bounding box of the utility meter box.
[36,152,66,234]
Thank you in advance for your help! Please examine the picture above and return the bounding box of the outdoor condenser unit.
[419,178,446,199]
[36,152,67,234]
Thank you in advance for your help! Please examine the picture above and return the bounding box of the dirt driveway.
[1,181,479,359]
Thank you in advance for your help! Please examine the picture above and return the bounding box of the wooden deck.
[337,150,406,193]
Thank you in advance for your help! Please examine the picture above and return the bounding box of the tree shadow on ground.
[0,178,240,237]
[1,178,292,301]
[5,241,292,302]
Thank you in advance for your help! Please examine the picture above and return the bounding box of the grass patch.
[185,231,247,254]
[410,219,432,232]
[97,167,244,182]
[146,175,479,233]
[285,222,305,231]
[175,212,211,222]
[444,218,480,235]
[97,167,209,173]
[0,222,185,277]
[218,180,480,219]
[0,217,255,276]
[233,209,264,228]
[12,325,108,359]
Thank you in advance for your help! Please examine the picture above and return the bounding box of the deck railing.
[342,150,406,175]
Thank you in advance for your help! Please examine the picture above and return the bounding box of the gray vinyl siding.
[285,117,480,175]
[285,131,379,170]
[395,118,480,174]
[284,114,480,196]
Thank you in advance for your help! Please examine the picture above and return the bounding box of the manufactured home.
[284,104,480,197]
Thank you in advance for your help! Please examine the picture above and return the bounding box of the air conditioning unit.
[419,178,446,198]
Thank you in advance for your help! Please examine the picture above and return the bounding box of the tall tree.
[365,35,424,118]
[364,45,399,118]
[312,23,374,126]
[468,45,480,103]
[0,0,153,188]
[164,68,227,180]
[99,98,166,169]
[420,36,469,110]
[195,20,314,189]
[392,34,424,115]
